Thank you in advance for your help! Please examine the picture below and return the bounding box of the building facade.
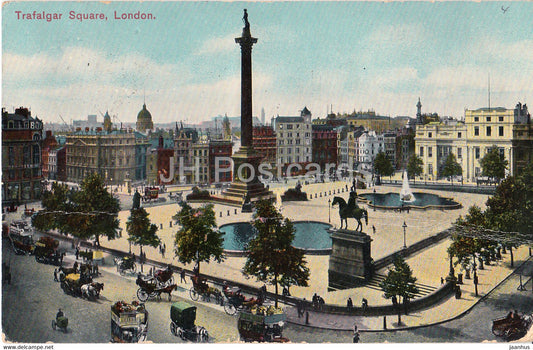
[358,130,384,167]
[65,128,149,185]
[312,124,338,171]
[415,102,532,181]
[42,131,58,180]
[252,125,276,167]
[173,123,199,184]
[2,107,44,203]
[209,140,233,184]
[274,108,312,175]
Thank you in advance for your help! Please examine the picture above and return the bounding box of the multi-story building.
[415,102,532,181]
[346,126,365,170]
[415,118,467,180]
[209,139,233,184]
[2,107,44,203]
[383,132,397,167]
[312,124,338,171]
[274,107,312,175]
[252,125,276,167]
[42,131,58,180]
[346,111,396,133]
[146,136,174,186]
[65,126,149,185]
[358,130,384,168]
[395,128,415,170]
[192,139,210,184]
[49,146,67,181]
[173,123,199,184]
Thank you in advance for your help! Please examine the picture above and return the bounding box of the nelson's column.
[219,9,274,208]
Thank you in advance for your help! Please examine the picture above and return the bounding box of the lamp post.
[373,187,376,211]
[402,221,407,249]
[328,198,331,223]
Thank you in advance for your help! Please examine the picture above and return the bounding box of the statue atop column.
[243,9,250,31]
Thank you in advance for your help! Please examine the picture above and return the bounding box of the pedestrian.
[73,261,78,274]
[53,268,58,282]
[391,295,397,306]
[75,246,79,260]
[372,225,376,235]
[319,296,325,310]
[56,308,64,320]
[362,298,368,312]
[162,246,165,258]
[312,293,318,309]
[297,299,302,318]
[180,269,186,283]
[95,264,99,277]
[347,297,353,310]
[441,277,444,284]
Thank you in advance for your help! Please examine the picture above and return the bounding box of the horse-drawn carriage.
[8,220,34,254]
[492,311,532,341]
[111,300,148,343]
[34,237,61,265]
[189,275,222,304]
[114,256,137,275]
[60,272,103,299]
[168,191,183,202]
[136,273,177,302]
[169,301,209,342]
[238,307,288,342]
[222,285,263,315]
[142,187,160,202]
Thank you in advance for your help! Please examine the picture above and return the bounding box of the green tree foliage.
[374,152,394,178]
[126,207,160,270]
[33,173,120,245]
[32,182,71,233]
[74,173,121,245]
[406,155,423,183]
[243,200,310,306]
[484,164,533,266]
[441,152,463,185]
[379,255,419,324]
[173,202,224,274]
[480,145,508,181]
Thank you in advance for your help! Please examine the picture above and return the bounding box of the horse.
[331,196,368,231]
[81,282,104,300]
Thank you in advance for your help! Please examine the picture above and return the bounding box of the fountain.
[400,170,415,202]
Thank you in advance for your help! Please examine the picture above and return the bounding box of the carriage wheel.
[131,264,137,273]
[224,303,236,315]
[137,288,149,302]
[138,331,147,342]
[177,328,184,340]
[51,320,56,330]
[189,287,199,301]
[119,266,125,276]
[170,322,176,336]
[198,327,209,343]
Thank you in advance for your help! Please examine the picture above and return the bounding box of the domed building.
[136,103,154,133]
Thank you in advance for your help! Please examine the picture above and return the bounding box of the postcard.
[2,1,532,347]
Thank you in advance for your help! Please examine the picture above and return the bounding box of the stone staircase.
[365,273,437,298]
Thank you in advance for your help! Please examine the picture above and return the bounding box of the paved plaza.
[9,179,532,333]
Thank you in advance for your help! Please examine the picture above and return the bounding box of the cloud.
[366,23,425,48]
[194,33,237,56]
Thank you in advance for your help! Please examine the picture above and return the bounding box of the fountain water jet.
[400,170,416,202]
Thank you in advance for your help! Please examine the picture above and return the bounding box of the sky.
[2,1,533,125]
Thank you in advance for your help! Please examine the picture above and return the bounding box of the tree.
[173,202,224,275]
[379,255,419,325]
[484,164,533,267]
[448,206,498,296]
[243,200,310,307]
[32,173,120,245]
[406,155,423,183]
[441,152,462,185]
[74,173,121,245]
[126,207,160,272]
[373,152,394,181]
[32,182,71,233]
[480,145,508,182]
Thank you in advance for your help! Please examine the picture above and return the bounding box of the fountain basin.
[359,192,461,210]
[219,221,332,255]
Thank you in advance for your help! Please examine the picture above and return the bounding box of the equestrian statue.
[331,191,368,232]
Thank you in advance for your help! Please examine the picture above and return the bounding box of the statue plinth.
[328,228,373,290]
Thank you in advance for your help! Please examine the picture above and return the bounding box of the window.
[474,116,479,122]
[499,148,505,160]
[428,164,433,175]
[428,132,432,138]
[428,147,433,157]
[474,127,479,136]
[458,132,462,138]
[486,126,492,136]
[475,147,480,159]
[287,124,293,130]
[487,117,491,122]
[8,147,14,166]
[499,116,504,122]
[420,146,424,157]
[499,126,504,136]
[279,133,282,138]
[457,148,462,158]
